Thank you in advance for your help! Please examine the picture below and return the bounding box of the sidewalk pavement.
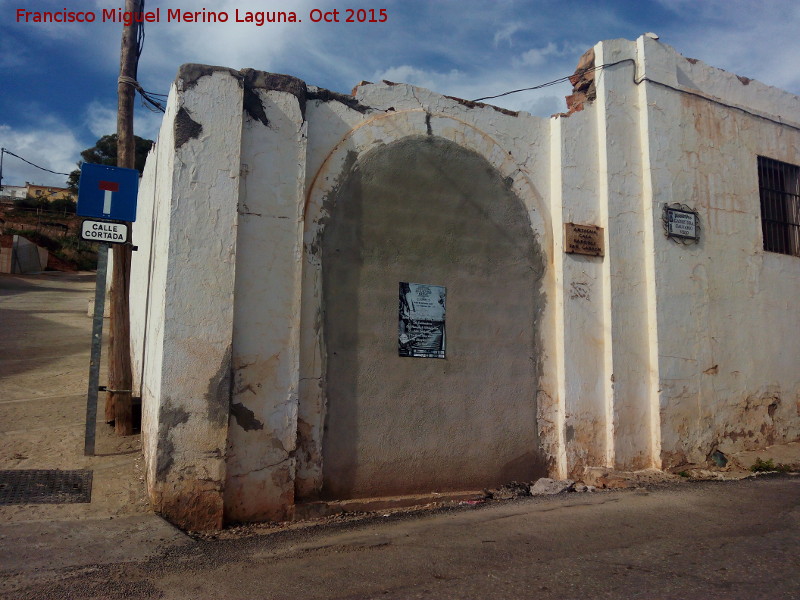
[0,272,190,593]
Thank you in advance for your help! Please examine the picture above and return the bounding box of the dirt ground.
[0,271,149,522]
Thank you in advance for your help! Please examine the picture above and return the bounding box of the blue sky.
[1,0,799,187]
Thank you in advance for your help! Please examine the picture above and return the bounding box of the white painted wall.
[296,85,562,495]
[225,74,307,522]
[130,35,800,528]
[636,36,800,466]
[551,103,613,476]
[132,67,244,529]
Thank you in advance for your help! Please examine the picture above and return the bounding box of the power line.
[113,0,166,113]
[473,58,800,134]
[472,75,576,102]
[471,60,630,102]
[0,148,71,177]
[131,0,166,113]
[118,76,167,113]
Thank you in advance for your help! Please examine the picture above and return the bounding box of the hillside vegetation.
[0,202,98,271]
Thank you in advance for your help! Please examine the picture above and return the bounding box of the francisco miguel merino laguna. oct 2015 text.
[15,7,389,26]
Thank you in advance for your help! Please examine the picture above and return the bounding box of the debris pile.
[484,477,598,501]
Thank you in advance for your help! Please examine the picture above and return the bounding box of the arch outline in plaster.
[294,108,559,498]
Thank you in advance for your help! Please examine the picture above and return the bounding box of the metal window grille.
[758,156,800,257]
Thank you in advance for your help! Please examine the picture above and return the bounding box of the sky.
[1,0,799,188]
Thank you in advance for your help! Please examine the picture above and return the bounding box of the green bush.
[750,458,792,473]
[50,197,77,214]
[14,196,48,210]
[2,226,97,271]
[20,230,62,252]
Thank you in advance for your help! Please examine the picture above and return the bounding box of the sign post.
[84,244,109,456]
[77,162,138,455]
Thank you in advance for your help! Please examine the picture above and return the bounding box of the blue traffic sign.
[77,163,139,222]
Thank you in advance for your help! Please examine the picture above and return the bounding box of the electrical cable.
[135,0,144,77]
[1,149,71,176]
[118,76,166,114]
[472,59,632,102]
[473,58,800,134]
[118,0,166,113]
[472,74,576,102]
[135,0,167,113]
[139,91,166,113]
[609,58,800,133]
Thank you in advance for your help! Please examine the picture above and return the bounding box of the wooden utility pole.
[107,0,140,434]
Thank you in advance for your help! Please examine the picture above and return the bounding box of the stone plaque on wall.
[662,204,700,243]
[399,282,446,359]
[565,223,604,257]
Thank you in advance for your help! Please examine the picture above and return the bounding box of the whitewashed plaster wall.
[131,67,244,530]
[131,85,181,492]
[224,72,307,523]
[225,77,560,516]
[594,39,662,471]
[634,36,800,466]
[130,120,160,475]
[551,102,612,476]
[295,84,558,501]
[130,34,800,529]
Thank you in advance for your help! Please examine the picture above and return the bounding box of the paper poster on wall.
[399,282,446,359]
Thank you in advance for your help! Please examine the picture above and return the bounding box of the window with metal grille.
[758,156,800,257]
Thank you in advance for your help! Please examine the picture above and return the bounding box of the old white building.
[130,34,800,530]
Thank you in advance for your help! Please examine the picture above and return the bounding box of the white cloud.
[85,101,117,139]
[372,65,463,92]
[137,0,340,79]
[0,101,167,191]
[82,96,166,146]
[493,23,521,47]
[519,94,565,117]
[515,40,588,69]
[0,119,82,187]
[518,43,560,67]
[653,0,800,95]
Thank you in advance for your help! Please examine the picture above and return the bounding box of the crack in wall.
[228,455,294,479]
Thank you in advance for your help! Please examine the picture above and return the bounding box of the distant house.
[0,185,27,204]
[24,183,75,202]
[0,183,75,205]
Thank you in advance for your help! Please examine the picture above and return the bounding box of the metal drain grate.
[0,470,93,505]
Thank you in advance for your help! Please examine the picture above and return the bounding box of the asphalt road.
[4,477,799,600]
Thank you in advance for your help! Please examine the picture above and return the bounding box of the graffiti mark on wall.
[570,281,591,300]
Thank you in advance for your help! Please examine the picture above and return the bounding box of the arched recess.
[296,110,554,500]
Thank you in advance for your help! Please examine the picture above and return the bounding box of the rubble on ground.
[530,478,575,495]
[485,481,531,500]
[485,477,597,500]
